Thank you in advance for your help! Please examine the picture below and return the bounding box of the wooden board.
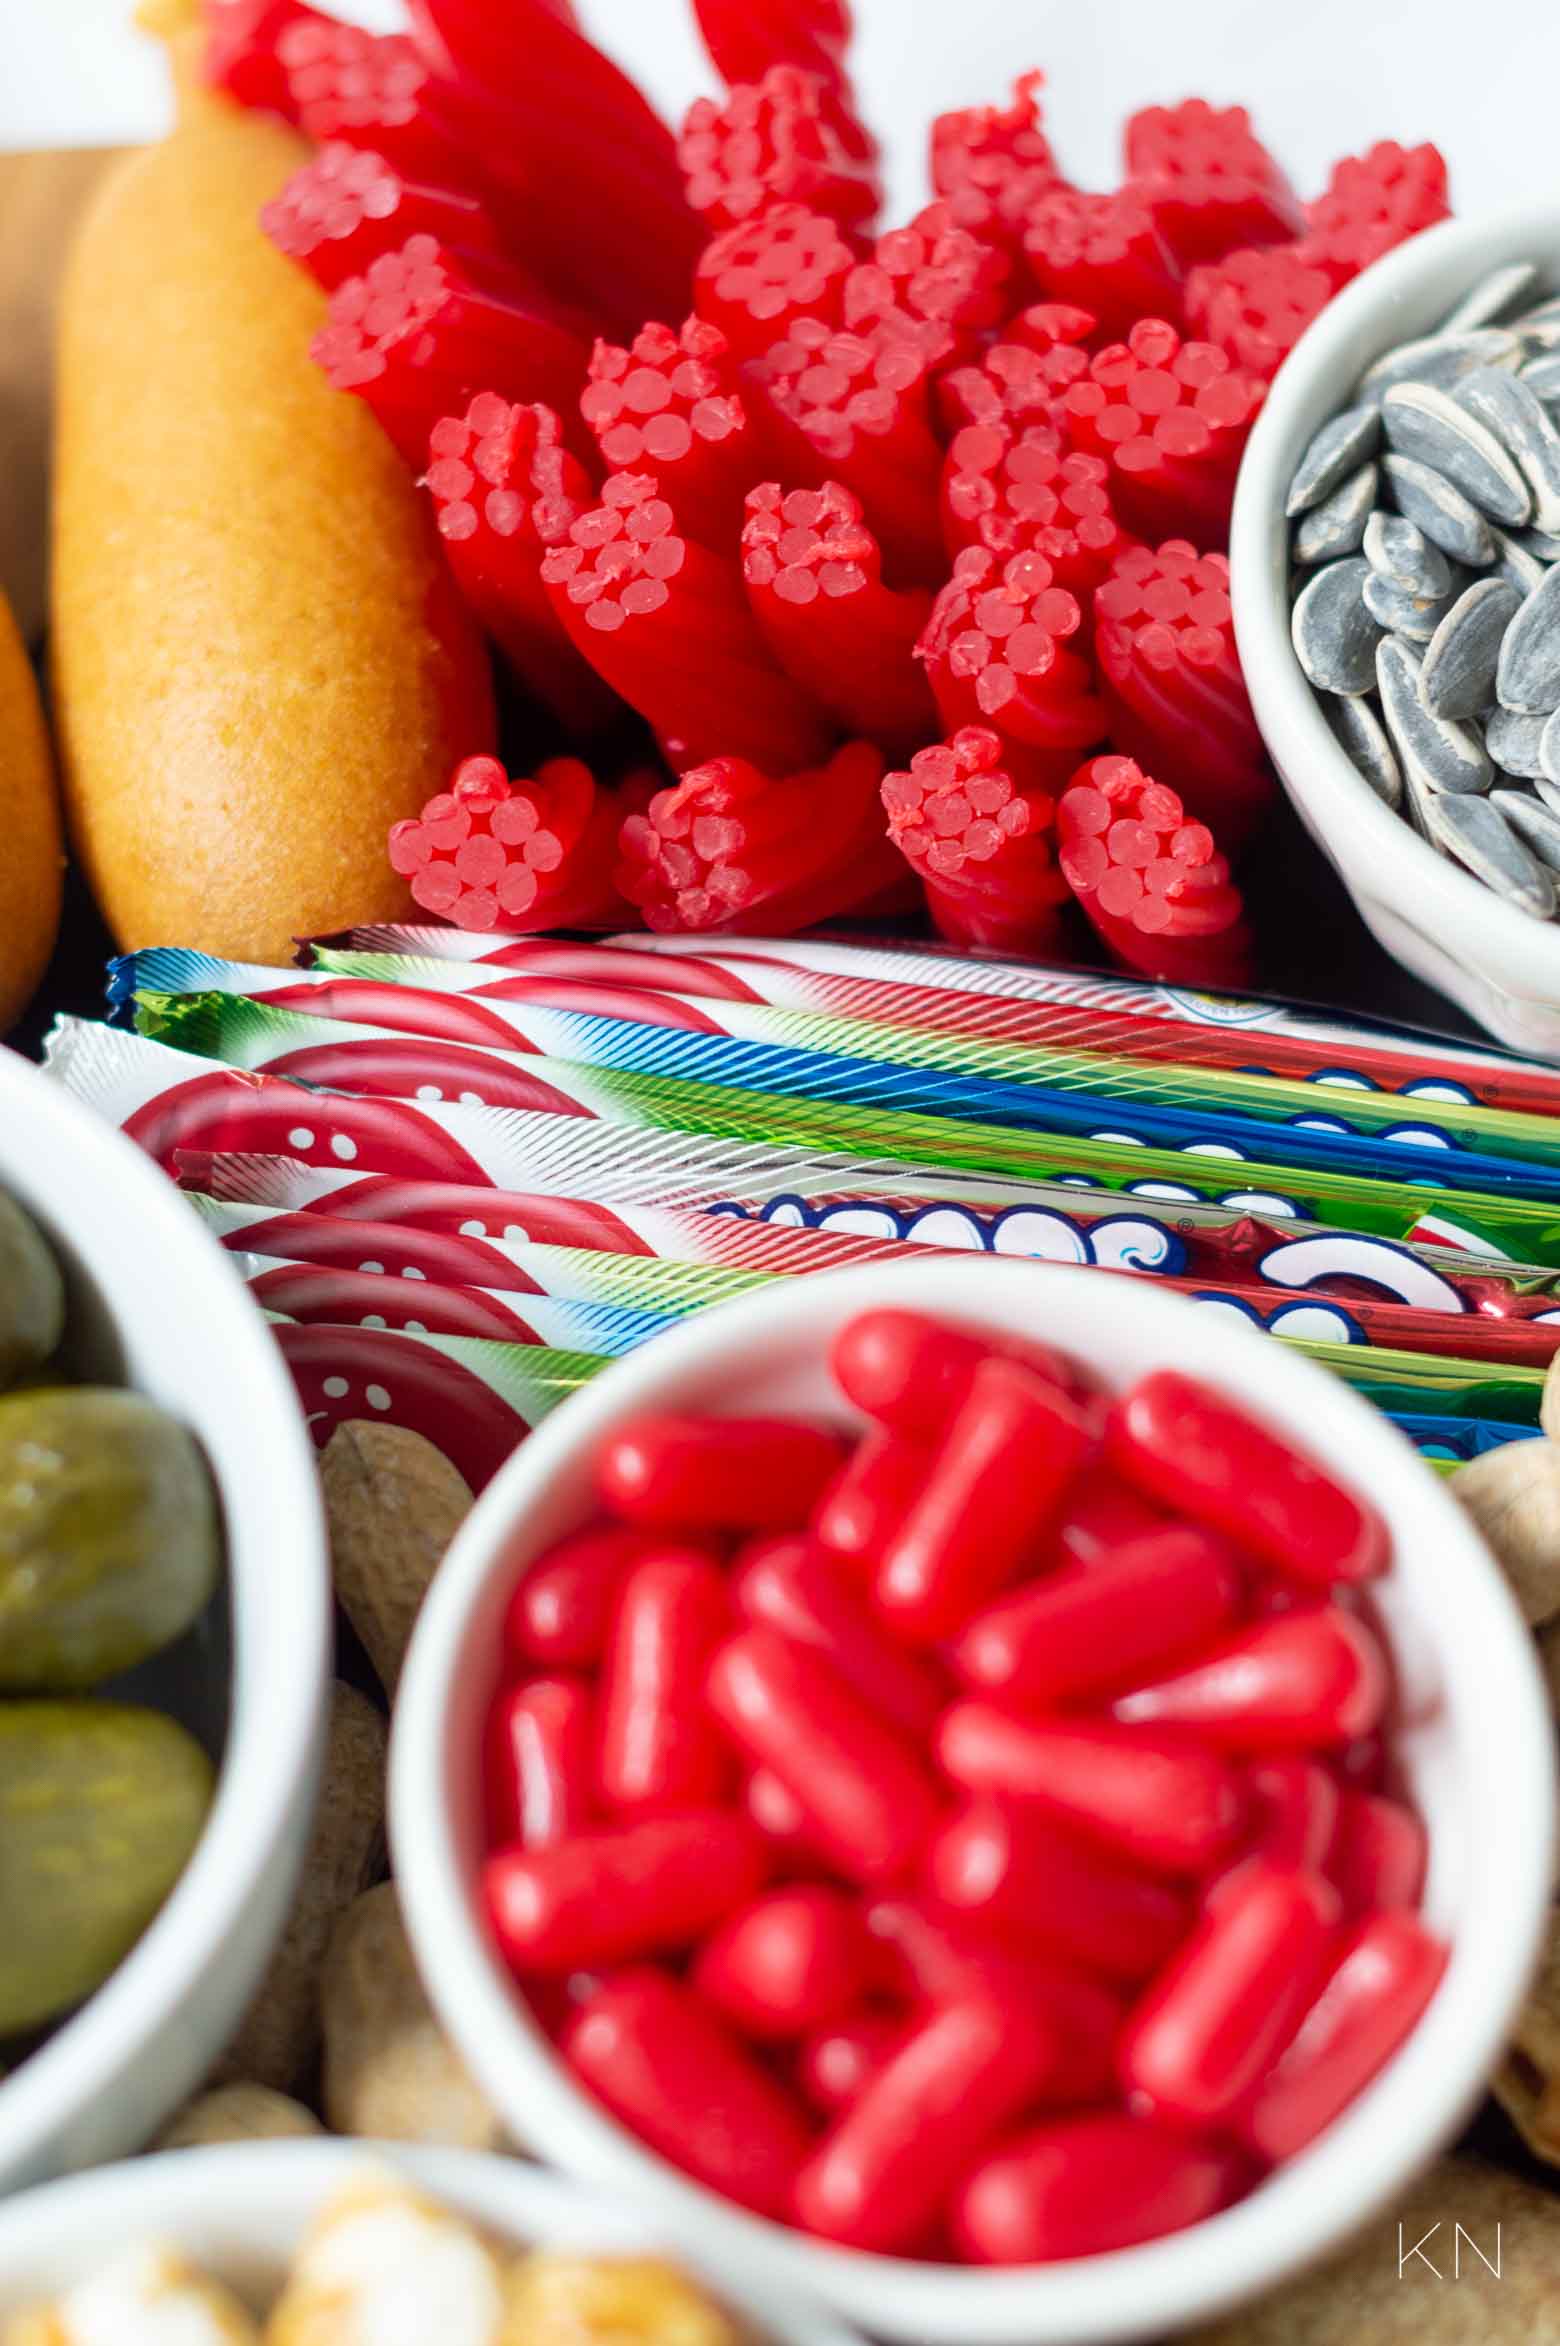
[0,147,126,644]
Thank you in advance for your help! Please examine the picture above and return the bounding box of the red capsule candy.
[505,1523,652,1668]
[793,1997,1054,2252]
[708,1628,943,1884]
[1107,1369,1387,1585]
[1245,1758,1342,1874]
[596,1549,731,1812]
[743,1766,823,1866]
[928,1799,1189,1982]
[485,1677,594,1851]
[1112,1609,1389,1750]
[1054,1467,1167,1569]
[811,1429,928,1563]
[565,1969,813,2220]
[597,1412,847,1530]
[798,2011,907,2111]
[733,1534,947,1739]
[484,1809,765,1973]
[956,2113,1245,2263]
[1329,1791,1427,1918]
[829,1308,1088,1439]
[952,1526,1241,1707]
[875,1358,1096,1643]
[1239,1910,1448,2162]
[939,1706,1246,1875]
[1119,1863,1341,2124]
[694,1887,871,2040]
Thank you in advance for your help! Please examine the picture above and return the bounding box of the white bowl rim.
[1230,200,1560,996]
[0,2139,860,2344]
[0,1047,330,2175]
[391,1257,1557,2345]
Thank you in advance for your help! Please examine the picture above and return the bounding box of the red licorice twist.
[310,236,590,470]
[941,421,1127,591]
[1060,316,1264,548]
[842,203,1012,371]
[917,545,1105,791]
[882,726,1070,955]
[541,471,836,773]
[742,482,937,749]
[1093,540,1271,842]
[1058,753,1252,986]
[694,0,853,102]
[695,204,858,362]
[1183,245,1333,382]
[275,16,463,187]
[425,396,616,736]
[749,317,947,581]
[679,66,879,234]
[262,142,500,293]
[936,306,1096,438]
[389,752,646,931]
[202,0,324,115]
[1123,100,1302,268]
[1300,141,1451,290]
[616,741,903,934]
[581,317,756,549]
[930,73,1067,254]
[1022,187,1183,340]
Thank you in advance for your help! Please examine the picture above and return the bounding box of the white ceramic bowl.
[391,1257,1557,2345]
[1230,203,1560,1059]
[0,2140,858,2341]
[0,1045,329,2190]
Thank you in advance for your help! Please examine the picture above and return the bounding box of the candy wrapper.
[325,924,1560,1119]
[46,1021,1560,1265]
[247,1255,677,1353]
[120,948,1560,1176]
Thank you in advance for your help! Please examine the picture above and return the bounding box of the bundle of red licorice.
[212,0,1452,984]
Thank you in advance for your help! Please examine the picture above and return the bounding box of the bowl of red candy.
[390,1258,1554,2343]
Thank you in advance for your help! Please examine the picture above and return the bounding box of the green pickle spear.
[0,1388,221,1690]
[0,1192,65,1392]
[0,1700,213,2034]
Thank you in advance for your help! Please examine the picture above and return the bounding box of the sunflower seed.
[1382,383,1533,525]
[1423,791,1556,916]
[1496,566,1560,712]
[1520,318,1560,356]
[1487,704,1550,779]
[1493,787,1560,871]
[1539,772,1560,817]
[1456,367,1560,534]
[1291,558,1381,693]
[1522,354,1560,404]
[1510,522,1560,563]
[1362,567,1463,643]
[1381,453,1497,565]
[1401,758,1439,841]
[1363,511,1453,598]
[1544,707,1560,786]
[1439,264,1541,334]
[1286,405,1381,516]
[1376,635,1493,794]
[1420,578,1522,717]
[1517,295,1560,332]
[1323,691,1403,807]
[1293,463,1377,562]
[1489,527,1550,598]
[1359,328,1522,402]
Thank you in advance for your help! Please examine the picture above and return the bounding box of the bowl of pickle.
[0,1044,329,2191]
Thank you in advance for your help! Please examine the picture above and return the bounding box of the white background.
[5,0,1560,227]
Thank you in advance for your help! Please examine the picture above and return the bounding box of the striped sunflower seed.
[1489,528,1550,598]
[1538,773,1560,817]
[1493,787,1560,872]
[1510,522,1560,563]
[1520,317,1560,355]
[1362,567,1463,644]
[1400,760,1438,842]
[1359,328,1522,403]
[1487,704,1550,779]
[1376,634,1493,795]
[1438,264,1542,334]
[1523,353,1560,404]
[1381,382,1533,526]
[1285,406,1381,517]
[1517,295,1560,333]
[1495,565,1560,713]
[1291,558,1381,693]
[1456,367,1560,535]
[1543,706,1560,786]
[1293,463,1377,563]
[1381,453,1497,565]
[1323,691,1403,807]
[1420,577,1523,718]
[1423,791,1556,917]
[1362,511,1453,599]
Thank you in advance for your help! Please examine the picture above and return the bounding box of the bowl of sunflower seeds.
[1230,202,1560,1059]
